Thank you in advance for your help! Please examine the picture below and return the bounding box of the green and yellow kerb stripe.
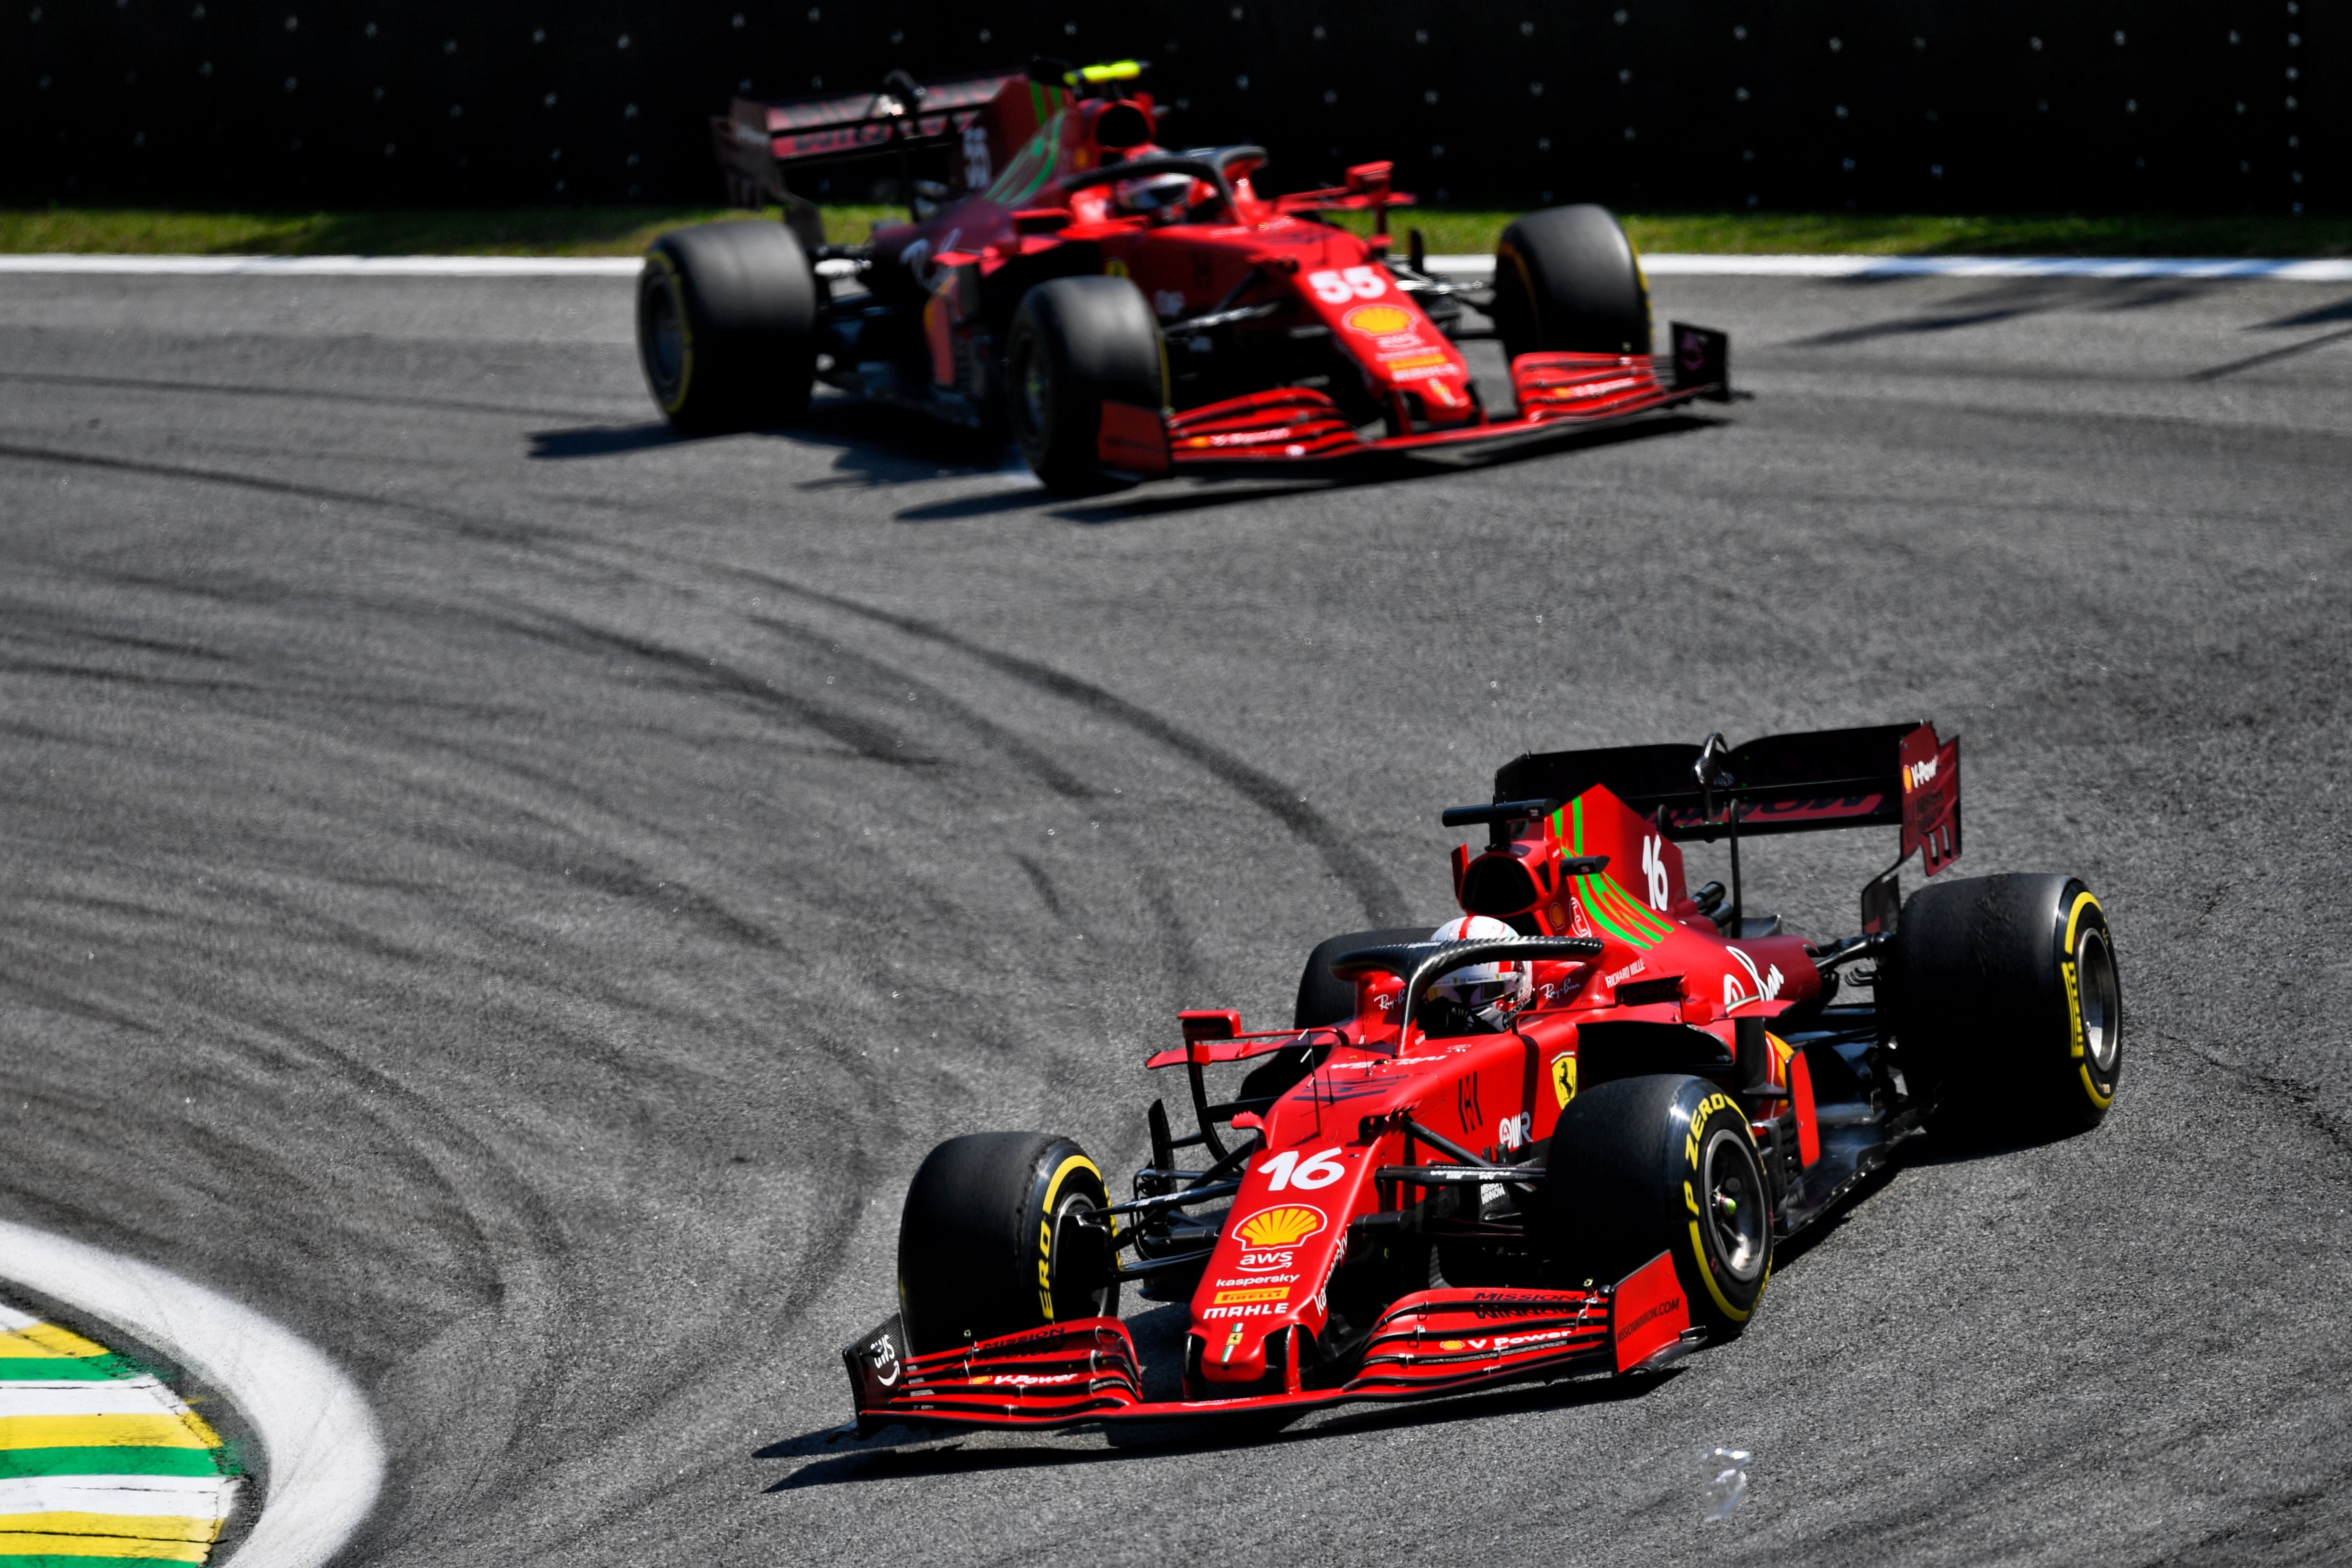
[1552,798,1678,950]
[0,1301,240,1568]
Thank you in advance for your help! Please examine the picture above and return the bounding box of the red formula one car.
[637,60,1730,492]
[844,722,2123,1432]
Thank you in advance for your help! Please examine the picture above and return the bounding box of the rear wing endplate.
[710,69,1030,214]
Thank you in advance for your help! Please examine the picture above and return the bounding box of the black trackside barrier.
[4,3,2334,212]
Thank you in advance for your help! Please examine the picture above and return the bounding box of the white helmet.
[1424,915,1531,1032]
[1115,171,1195,220]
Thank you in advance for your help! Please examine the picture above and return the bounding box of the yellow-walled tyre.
[1546,1074,1771,1339]
[1891,873,2122,1139]
[636,219,816,434]
[896,1131,1119,1356]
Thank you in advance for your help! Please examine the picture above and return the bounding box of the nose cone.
[1195,1322,1271,1386]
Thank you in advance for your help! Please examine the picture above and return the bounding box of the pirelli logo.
[1210,1287,1290,1306]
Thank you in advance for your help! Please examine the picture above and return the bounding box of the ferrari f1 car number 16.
[844,720,2123,1432]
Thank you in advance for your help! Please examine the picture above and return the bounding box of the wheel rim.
[1011,335,1052,450]
[1051,1192,1112,1317]
[2075,925,2121,1074]
[1700,1128,1768,1283]
[645,279,685,397]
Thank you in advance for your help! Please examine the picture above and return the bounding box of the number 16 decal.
[1259,1146,1346,1190]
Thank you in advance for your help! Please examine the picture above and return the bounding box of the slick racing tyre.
[1889,873,2122,1139]
[1546,1074,1771,1339]
[637,219,817,433]
[896,1131,1119,1356]
[1492,204,1653,359]
[1005,275,1165,493]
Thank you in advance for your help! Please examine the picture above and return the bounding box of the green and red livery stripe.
[1554,796,1677,947]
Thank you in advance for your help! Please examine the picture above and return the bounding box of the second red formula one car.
[844,722,2123,1432]
[638,60,1730,491]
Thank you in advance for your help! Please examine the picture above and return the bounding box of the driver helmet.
[1424,915,1531,1030]
[1114,171,1195,221]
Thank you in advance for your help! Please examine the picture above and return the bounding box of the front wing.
[1096,330,1732,480]
[840,1251,1696,1435]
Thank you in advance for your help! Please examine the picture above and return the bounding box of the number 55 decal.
[1307,266,1387,304]
[1259,1146,1347,1190]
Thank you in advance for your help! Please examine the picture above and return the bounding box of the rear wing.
[710,68,1045,217]
[1492,721,1960,873]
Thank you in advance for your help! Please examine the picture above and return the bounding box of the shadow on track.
[1037,411,1728,526]
[754,1364,1673,1491]
[525,423,691,459]
[1791,275,2241,348]
[524,395,1726,523]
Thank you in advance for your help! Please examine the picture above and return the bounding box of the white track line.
[1427,253,2352,282]
[0,252,2347,280]
[0,1473,239,1511]
[0,1219,385,1568]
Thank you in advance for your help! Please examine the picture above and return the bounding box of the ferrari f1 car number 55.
[637,58,1733,491]
[844,721,2122,1433]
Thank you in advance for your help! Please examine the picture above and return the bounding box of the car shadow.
[525,423,691,459]
[1040,411,1729,526]
[753,1358,1674,1491]
[526,396,1725,520]
[525,392,1018,480]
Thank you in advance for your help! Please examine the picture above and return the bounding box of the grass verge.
[2,204,2344,259]
[0,205,903,255]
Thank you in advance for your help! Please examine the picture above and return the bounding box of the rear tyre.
[896,1131,1119,1356]
[1889,873,2122,1139]
[1492,204,1652,359]
[1005,275,1165,493]
[1545,1074,1771,1339]
[637,220,816,434]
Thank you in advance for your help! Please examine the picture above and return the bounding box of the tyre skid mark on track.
[735,601,1218,1021]
[737,579,1410,926]
[0,368,612,425]
[505,612,941,773]
[0,442,544,546]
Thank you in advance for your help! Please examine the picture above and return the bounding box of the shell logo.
[1233,1204,1326,1248]
[1343,304,1414,335]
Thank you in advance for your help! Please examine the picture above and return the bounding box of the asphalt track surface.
[1,266,2349,1568]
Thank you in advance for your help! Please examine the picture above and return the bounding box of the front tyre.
[896,1131,1119,1356]
[1492,204,1652,359]
[1890,873,2122,1138]
[1546,1075,1771,1339]
[1005,275,1165,494]
[637,220,816,434]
